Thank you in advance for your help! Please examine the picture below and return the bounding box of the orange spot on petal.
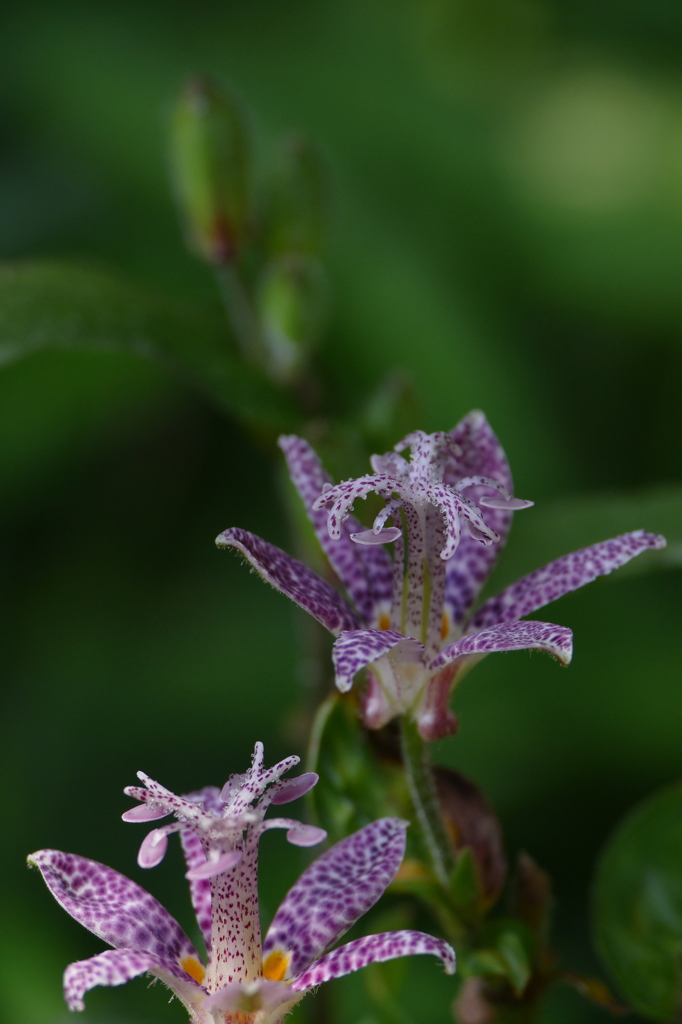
[441,613,450,641]
[263,949,291,982]
[181,956,206,984]
[379,614,391,631]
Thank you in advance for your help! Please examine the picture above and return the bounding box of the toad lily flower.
[217,412,666,741]
[29,743,455,1023]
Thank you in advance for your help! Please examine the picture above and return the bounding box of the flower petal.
[443,412,515,630]
[270,772,319,805]
[288,930,456,991]
[178,786,224,950]
[332,628,425,693]
[428,482,499,559]
[286,824,328,847]
[264,818,408,977]
[28,850,199,964]
[469,530,667,630]
[431,619,573,670]
[204,977,299,1014]
[279,435,394,624]
[121,804,170,823]
[350,526,402,545]
[216,527,360,635]
[179,830,213,950]
[63,947,203,1012]
[257,816,327,847]
[185,848,243,880]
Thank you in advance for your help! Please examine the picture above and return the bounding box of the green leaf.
[450,846,483,917]
[462,925,533,997]
[495,929,532,998]
[0,260,297,432]
[307,693,402,842]
[593,782,682,1020]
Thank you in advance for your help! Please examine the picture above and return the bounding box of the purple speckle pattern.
[221,420,663,743]
[289,930,456,992]
[279,435,394,623]
[313,472,396,538]
[332,629,425,693]
[432,620,574,669]
[29,850,198,963]
[63,948,199,1012]
[216,527,360,636]
[178,786,223,950]
[428,483,498,559]
[32,751,457,1018]
[470,530,667,631]
[443,411,515,629]
[312,429,504,572]
[264,818,408,977]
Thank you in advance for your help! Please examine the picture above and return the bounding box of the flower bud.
[435,766,507,906]
[257,253,329,382]
[170,76,252,264]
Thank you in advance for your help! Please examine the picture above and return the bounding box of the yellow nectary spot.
[181,956,206,984]
[263,949,291,982]
[441,613,449,641]
[379,614,391,631]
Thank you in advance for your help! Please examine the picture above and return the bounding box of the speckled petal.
[264,818,408,977]
[332,629,425,693]
[279,435,394,623]
[428,483,498,559]
[180,831,213,949]
[469,530,667,630]
[288,930,456,992]
[216,527,360,636]
[270,773,319,805]
[179,786,223,950]
[63,947,202,1012]
[431,620,573,670]
[443,412,514,631]
[29,850,199,964]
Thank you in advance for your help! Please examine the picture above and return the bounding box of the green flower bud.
[257,254,329,382]
[170,76,252,265]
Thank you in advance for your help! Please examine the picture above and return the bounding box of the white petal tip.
[121,804,168,823]
[137,829,168,869]
[350,527,402,545]
[479,496,534,510]
[185,849,243,880]
[286,824,327,847]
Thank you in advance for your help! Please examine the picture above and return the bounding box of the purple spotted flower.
[29,743,454,1024]
[217,412,666,741]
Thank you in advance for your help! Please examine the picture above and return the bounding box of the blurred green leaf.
[0,260,297,433]
[463,924,533,997]
[267,132,330,258]
[497,486,682,590]
[450,846,484,919]
[307,693,402,841]
[593,782,682,1020]
[495,929,532,998]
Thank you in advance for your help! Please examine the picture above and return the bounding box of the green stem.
[214,264,265,364]
[399,716,454,888]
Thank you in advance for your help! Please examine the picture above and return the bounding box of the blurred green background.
[2,1,681,1021]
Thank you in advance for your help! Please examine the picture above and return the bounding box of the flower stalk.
[399,715,453,889]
